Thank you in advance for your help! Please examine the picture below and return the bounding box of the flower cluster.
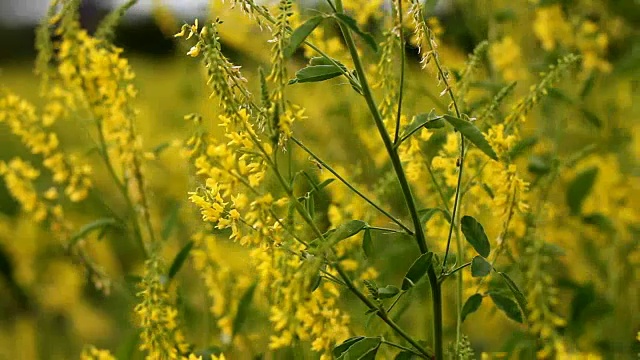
[533,4,611,73]
[80,345,116,360]
[0,92,92,216]
[253,245,350,359]
[135,257,190,360]
[190,232,253,340]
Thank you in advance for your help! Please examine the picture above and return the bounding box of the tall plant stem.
[415,6,469,351]
[96,121,148,258]
[332,1,442,357]
[269,161,434,359]
[393,0,406,144]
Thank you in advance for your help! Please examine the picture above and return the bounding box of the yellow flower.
[187,43,201,57]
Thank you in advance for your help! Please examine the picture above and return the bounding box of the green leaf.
[566,167,598,215]
[68,218,120,248]
[306,194,316,219]
[507,136,538,160]
[400,109,444,142]
[494,8,517,22]
[377,285,400,299]
[527,155,552,175]
[291,65,344,84]
[547,88,574,104]
[490,292,523,323]
[461,215,491,258]
[580,71,596,99]
[317,178,336,190]
[309,56,347,71]
[285,16,325,57]
[168,241,194,280]
[471,256,492,277]
[582,212,615,233]
[309,272,322,292]
[232,282,257,337]
[334,337,365,357]
[418,207,451,224]
[497,272,529,321]
[461,293,483,322]
[161,202,181,241]
[442,115,498,161]
[330,220,367,245]
[394,351,416,360]
[333,13,378,52]
[362,229,374,259]
[152,142,171,156]
[336,336,381,360]
[402,252,434,290]
[580,108,602,128]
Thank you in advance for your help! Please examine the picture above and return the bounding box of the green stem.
[445,261,471,279]
[414,7,472,353]
[272,158,434,359]
[441,138,464,269]
[454,213,464,350]
[291,136,413,235]
[393,0,406,145]
[423,153,451,214]
[367,226,404,234]
[393,116,444,149]
[381,340,429,359]
[334,265,435,359]
[96,121,148,258]
[332,1,442,357]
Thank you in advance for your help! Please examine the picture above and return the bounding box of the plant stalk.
[332,1,443,357]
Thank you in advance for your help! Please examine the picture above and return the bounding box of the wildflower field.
[0,0,638,359]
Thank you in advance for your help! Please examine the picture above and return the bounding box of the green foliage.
[470,256,492,277]
[285,16,325,57]
[402,252,434,290]
[566,167,599,215]
[167,241,194,280]
[490,292,524,323]
[333,14,378,52]
[95,0,138,41]
[290,64,345,83]
[442,115,498,160]
[461,294,483,323]
[461,216,491,257]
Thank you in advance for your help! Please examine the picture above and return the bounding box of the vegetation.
[0,0,638,359]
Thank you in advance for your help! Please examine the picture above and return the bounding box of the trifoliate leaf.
[461,293,483,322]
[362,228,374,259]
[418,208,451,224]
[471,256,492,277]
[290,65,344,84]
[497,272,529,321]
[336,336,381,360]
[285,16,325,57]
[442,115,498,160]
[489,292,523,323]
[402,252,434,290]
[461,215,491,258]
[330,220,367,245]
[377,285,400,299]
[333,337,365,357]
[333,13,378,52]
